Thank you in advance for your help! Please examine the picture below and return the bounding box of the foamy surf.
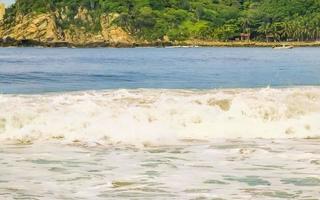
[0,87,319,146]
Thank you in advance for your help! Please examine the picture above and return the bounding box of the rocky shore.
[1,37,320,48]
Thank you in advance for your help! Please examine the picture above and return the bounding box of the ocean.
[0,47,320,199]
[1,47,320,93]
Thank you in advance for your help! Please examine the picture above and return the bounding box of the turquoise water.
[0,47,320,93]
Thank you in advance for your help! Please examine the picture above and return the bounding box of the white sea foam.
[0,87,319,145]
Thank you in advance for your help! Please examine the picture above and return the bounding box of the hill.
[1,0,320,47]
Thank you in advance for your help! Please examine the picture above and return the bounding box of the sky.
[0,0,14,6]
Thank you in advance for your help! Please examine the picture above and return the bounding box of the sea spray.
[0,87,320,145]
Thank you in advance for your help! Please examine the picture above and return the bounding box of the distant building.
[240,33,251,41]
[266,34,274,42]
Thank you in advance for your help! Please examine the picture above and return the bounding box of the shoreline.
[2,85,320,96]
[1,39,320,48]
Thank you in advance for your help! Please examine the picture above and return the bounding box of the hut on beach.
[240,33,251,41]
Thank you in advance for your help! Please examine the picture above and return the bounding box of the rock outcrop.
[0,3,4,21]
[0,6,135,46]
[1,14,63,42]
[100,13,133,44]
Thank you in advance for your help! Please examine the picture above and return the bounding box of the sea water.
[0,47,320,199]
[1,47,320,93]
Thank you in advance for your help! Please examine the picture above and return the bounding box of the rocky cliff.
[0,3,4,21]
[0,7,136,47]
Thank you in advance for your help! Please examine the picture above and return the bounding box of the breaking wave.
[0,87,320,145]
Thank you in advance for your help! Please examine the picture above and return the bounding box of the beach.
[0,47,319,199]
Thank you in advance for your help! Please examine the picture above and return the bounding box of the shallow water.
[1,139,320,199]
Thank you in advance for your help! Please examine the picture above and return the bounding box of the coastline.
[1,38,320,48]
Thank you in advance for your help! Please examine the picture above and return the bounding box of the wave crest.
[0,87,320,145]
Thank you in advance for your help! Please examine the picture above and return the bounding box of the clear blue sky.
[1,0,14,6]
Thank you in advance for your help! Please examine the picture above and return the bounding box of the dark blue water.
[0,47,319,94]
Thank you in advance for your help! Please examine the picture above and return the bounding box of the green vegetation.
[4,0,320,42]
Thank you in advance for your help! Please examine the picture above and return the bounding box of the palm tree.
[292,19,304,41]
[239,17,252,35]
[283,21,295,41]
[270,22,284,42]
[258,23,271,42]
